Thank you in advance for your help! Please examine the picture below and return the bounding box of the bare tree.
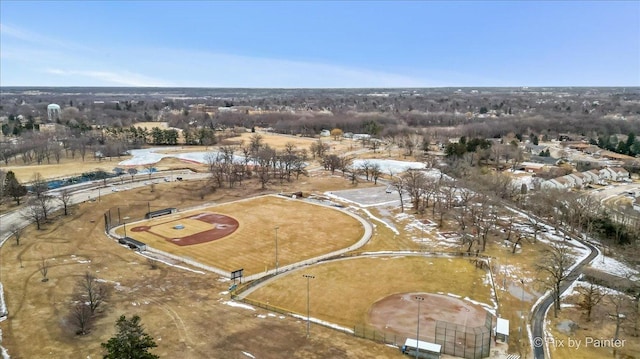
[24,199,45,230]
[249,133,264,155]
[11,224,23,246]
[58,188,73,216]
[31,172,48,198]
[321,154,342,174]
[370,163,382,185]
[69,302,93,335]
[391,176,406,213]
[402,133,421,157]
[577,282,605,322]
[39,257,49,282]
[608,294,629,341]
[358,160,372,181]
[310,139,329,159]
[76,272,109,315]
[127,168,138,182]
[144,163,155,179]
[36,194,54,221]
[536,242,573,317]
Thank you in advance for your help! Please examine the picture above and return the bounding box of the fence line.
[232,294,403,348]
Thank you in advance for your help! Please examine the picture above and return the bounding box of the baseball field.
[113,195,366,275]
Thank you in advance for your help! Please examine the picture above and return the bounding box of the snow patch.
[135,252,205,274]
[0,284,7,321]
[242,351,255,358]
[223,301,256,311]
[352,159,427,174]
[289,313,354,333]
[589,255,639,280]
[358,207,399,235]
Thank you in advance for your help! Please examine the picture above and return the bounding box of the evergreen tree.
[4,171,27,205]
[102,315,158,359]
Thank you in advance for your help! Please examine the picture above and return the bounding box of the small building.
[118,237,147,251]
[320,129,330,137]
[495,318,510,343]
[520,162,545,173]
[145,207,178,219]
[401,338,441,359]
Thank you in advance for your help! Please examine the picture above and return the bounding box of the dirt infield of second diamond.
[114,195,365,275]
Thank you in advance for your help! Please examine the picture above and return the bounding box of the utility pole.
[275,226,279,274]
[303,274,315,338]
[415,296,424,359]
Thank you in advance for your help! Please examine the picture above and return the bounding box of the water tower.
[47,104,61,122]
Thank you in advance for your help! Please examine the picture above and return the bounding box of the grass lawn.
[246,256,493,328]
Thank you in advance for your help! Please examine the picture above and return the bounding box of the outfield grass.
[115,195,365,275]
[246,256,493,328]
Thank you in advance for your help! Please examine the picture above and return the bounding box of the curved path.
[530,236,598,359]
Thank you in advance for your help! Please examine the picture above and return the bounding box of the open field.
[115,195,365,275]
[245,256,494,329]
[1,156,129,182]
[0,176,405,359]
[3,130,635,358]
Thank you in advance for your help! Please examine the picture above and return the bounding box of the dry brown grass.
[1,156,128,181]
[246,256,494,328]
[0,175,406,359]
[116,196,364,275]
[547,297,640,359]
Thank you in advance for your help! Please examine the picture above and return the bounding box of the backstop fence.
[103,202,160,233]
[434,311,492,359]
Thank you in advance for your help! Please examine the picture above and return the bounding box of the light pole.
[274,226,279,274]
[520,279,525,346]
[420,219,425,253]
[303,274,315,338]
[415,296,424,359]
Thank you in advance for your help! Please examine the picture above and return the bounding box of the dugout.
[145,207,177,219]
[401,338,441,359]
[118,237,148,251]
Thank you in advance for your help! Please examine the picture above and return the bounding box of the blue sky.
[1,1,638,87]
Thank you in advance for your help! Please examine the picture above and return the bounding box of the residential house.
[541,177,570,190]
[584,169,603,184]
[608,167,630,182]
[519,162,546,173]
[525,143,549,155]
[567,173,585,187]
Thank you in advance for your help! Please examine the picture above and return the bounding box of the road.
[0,170,208,242]
[530,235,598,359]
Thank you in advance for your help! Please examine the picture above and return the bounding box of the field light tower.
[415,296,424,359]
[303,274,315,337]
[275,226,279,274]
